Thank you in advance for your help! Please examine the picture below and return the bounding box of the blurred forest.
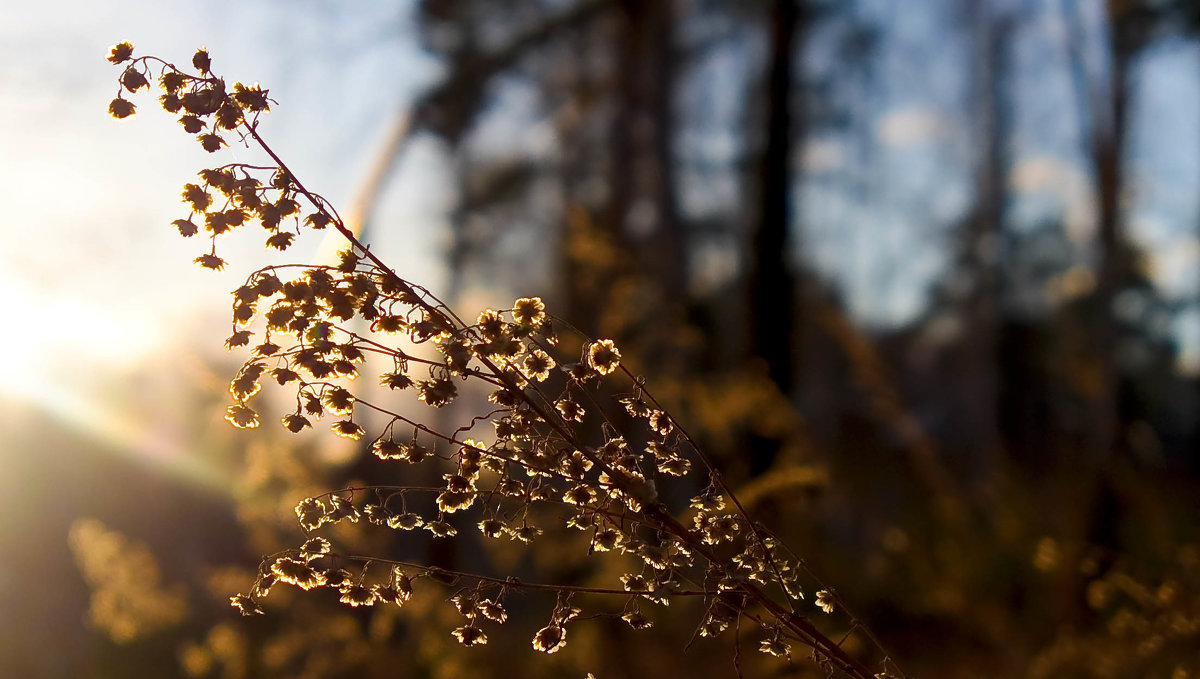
[14,0,1200,677]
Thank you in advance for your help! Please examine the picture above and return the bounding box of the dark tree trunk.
[564,0,683,338]
[618,0,684,300]
[962,6,1011,475]
[1090,40,1129,464]
[747,0,801,475]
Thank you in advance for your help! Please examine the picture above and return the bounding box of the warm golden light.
[0,273,230,492]
[0,274,161,401]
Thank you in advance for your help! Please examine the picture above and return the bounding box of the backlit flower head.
[512,525,543,543]
[270,557,324,590]
[593,528,624,552]
[586,339,621,375]
[281,413,310,433]
[225,404,260,429]
[195,254,226,271]
[192,48,212,73]
[328,495,360,522]
[512,297,546,326]
[322,387,354,415]
[426,520,457,538]
[387,512,423,531]
[522,348,555,382]
[229,593,263,616]
[437,489,476,514]
[556,398,585,422]
[173,218,198,237]
[107,41,134,64]
[418,377,457,407]
[452,624,487,647]
[299,537,330,559]
[532,624,566,654]
[331,420,364,440]
[108,97,136,119]
[476,308,506,339]
[478,518,505,538]
[622,610,652,630]
[816,589,836,613]
[759,635,790,658]
[295,497,327,531]
[478,599,507,623]
[339,584,377,607]
[120,66,149,92]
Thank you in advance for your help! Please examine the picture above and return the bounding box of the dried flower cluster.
[108,42,904,679]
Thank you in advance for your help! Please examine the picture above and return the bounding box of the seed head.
[108,97,136,119]
[107,41,134,64]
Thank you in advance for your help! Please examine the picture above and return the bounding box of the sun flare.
[0,274,162,400]
[0,274,168,412]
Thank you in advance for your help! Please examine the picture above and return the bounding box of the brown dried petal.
[120,67,149,92]
[193,48,212,72]
[108,97,136,119]
[107,41,134,64]
[199,133,226,153]
[173,218,198,237]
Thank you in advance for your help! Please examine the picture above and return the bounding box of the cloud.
[876,108,950,147]
[802,139,843,173]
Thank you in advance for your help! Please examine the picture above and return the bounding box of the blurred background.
[2,0,1199,677]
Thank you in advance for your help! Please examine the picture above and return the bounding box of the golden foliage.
[68,518,187,643]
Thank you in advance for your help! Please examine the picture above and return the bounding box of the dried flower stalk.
[106,41,905,679]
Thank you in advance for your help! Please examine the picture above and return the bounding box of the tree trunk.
[747,0,801,475]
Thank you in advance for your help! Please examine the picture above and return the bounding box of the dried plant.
[106,42,906,679]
